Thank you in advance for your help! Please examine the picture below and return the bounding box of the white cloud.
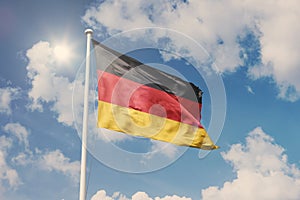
[0,123,31,195]
[0,136,22,193]
[25,41,82,126]
[91,189,192,200]
[82,0,244,72]
[246,85,254,94]
[3,122,30,151]
[38,149,80,183]
[11,152,31,166]
[244,0,300,102]
[91,190,115,200]
[0,122,81,199]
[132,192,152,200]
[82,0,300,101]
[154,195,191,200]
[0,87,20,115]
[0,135,12,151]
[11,146,80,184]
[144,140,179,160]
[201,127,300,200]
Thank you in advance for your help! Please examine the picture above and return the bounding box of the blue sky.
[1,0,300,199]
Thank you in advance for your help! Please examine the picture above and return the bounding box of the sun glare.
[54,45,71,63]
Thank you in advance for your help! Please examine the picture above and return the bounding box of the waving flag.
[93,39,218,150]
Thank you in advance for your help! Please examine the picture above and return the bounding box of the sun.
[53,44,72,63]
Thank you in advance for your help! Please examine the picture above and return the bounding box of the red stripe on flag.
[98,70,203,128]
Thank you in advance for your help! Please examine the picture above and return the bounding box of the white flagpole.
[79,28,93,200]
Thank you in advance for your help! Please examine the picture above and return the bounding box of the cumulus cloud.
[82,0,300,101]
[25,41,83,126]
[91,189,192,200]
[82,0,244,71]
[12,148,80,184]
[0,121,80,196]
[244,0,300,102]
[144,140,179,160]
[201,127,300,200]
[0,86,20,115]
[0,123,30,193]
[38,149,80,183]
[91,190,118,200]
[0,135,22,195]
[3,122,30,151]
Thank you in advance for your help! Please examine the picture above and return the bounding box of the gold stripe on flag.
[98,100,218,150]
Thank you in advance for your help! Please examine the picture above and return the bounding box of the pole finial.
[85,28,93,35]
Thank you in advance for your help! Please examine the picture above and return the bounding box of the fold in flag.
[93,39,218,150]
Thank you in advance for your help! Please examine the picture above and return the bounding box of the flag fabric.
[93,39,218,150]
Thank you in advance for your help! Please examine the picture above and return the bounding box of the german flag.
[93,39,218,150]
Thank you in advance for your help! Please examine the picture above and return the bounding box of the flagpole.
[79,28,93,200]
